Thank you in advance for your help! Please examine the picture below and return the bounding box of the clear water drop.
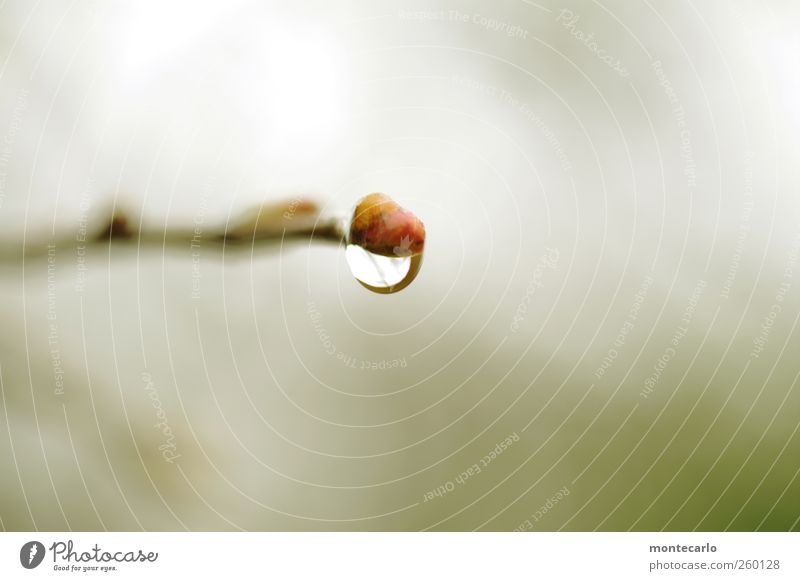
[345,244,423,294]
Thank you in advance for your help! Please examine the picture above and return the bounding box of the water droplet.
[345,244,423,294]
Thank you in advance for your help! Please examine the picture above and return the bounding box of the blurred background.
[0,0,798,531]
